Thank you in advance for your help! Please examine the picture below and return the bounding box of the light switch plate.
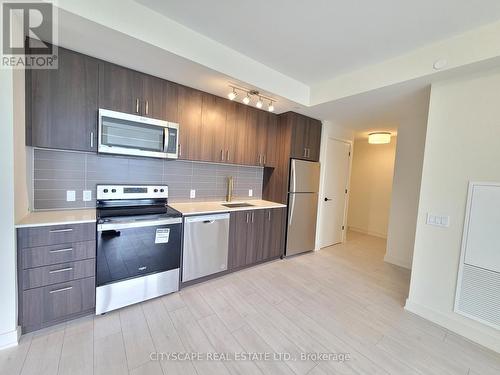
[248,189,253,197]
[83,190,92,201]
[190,189,196,199]
[66,190,76,202]
[426,213,450,227]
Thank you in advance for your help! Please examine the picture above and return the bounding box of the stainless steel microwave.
[98,109,179,159]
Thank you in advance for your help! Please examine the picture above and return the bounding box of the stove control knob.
[103,189,108,193]
[160,189,164,193]
[111,189,116,193]
[154,189,159,193]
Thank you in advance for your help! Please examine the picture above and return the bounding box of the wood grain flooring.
[1,231,499,375]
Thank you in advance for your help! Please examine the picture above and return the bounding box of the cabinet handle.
[49,247,73,253]
[49,228,73,233]
[307,148,311,158]
[268,210,271,221]
[90,132,94,149]
[251,211,254,222]
[263,154,266,165]
[246,213,249,223]
[178,144,182,157]
[135,98,140,113]
[145,100,149,115]
[49,267,73,274]
[221,149,224,161]
[226,150,230,161]
[258,154,262,165]
[49,286,73,294]
[303,148,307,158]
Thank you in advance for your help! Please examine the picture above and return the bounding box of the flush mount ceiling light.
[228,85,276,111]
[368,132,391,144]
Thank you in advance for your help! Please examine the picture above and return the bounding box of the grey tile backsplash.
[33,148,264,210]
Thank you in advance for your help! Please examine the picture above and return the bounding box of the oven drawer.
[21,240,96,269]
[17,222,96,248]
[22,259,95,290]
[21,277,95,331]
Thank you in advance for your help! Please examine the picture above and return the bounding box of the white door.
[320,138,351,247]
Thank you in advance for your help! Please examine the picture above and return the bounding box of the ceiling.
[135,0,500,85]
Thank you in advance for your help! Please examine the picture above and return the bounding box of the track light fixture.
[227,85,276,112]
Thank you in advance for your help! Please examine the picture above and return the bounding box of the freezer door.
[286,193,319,256]
[289,159,320,193]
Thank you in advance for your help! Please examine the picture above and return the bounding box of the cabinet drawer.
[17,223,95,248]
[22,277,95,329]
[22,259,95,290]
[21,240,95,269]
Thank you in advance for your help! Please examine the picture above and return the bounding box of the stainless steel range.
[95,185,182,314]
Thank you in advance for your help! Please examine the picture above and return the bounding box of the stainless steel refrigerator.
[286,159,320,256]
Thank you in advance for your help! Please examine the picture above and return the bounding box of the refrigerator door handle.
[288,194,296,227]
[290,160,296,192]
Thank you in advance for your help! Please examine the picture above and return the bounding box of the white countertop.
[169,199,286,216]
[15,209,97,228]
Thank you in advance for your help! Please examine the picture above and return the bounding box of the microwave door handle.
[163,128,168,153]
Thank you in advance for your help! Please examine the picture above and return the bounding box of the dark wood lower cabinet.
[229,207,286,270]
[17,222,96,333]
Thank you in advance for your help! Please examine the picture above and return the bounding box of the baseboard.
[348,226,387,239]
[404,299,500,354]
[384,253,412,269]
[0,326,20,350]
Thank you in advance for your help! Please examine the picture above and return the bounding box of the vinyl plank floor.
[6,231,500,375]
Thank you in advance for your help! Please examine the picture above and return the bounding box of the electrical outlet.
[190,189,196,199]
[248,189,253,197]
[426,213,450,227]
[83,190,92,201]
[66,190,76,202]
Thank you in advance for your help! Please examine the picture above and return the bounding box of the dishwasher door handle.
[203,220,215,224]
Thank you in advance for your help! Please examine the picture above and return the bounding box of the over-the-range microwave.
[98,108,179,159]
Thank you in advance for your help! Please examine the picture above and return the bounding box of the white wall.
[316,121,354,249]
[0,68,19,348]
[406,68,500,353]
[347,137,397,238]
[385,114,428,269]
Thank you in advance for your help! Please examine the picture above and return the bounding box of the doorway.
[319,137,351,248]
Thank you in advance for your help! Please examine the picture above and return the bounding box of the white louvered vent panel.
[457,264,500,328]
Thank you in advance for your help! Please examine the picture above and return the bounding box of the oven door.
[96,217,182,287]
[98,108,179,159]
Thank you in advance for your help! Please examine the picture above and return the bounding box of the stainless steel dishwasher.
[182,213,230,282]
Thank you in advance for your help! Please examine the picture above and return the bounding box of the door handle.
[251,211,254,222]
[135,98,140,113]
[226,149,230,161]
[246,213,249,223]
[203,220,215,224]
[303,148,307,158]
[268,210,271,221]
[221,149,224,161]
[145,100,149,115]
[324,197,333,201]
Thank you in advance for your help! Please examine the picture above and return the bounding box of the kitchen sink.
[222,202,255,208]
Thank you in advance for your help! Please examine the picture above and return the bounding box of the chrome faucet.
[226,176,234,202]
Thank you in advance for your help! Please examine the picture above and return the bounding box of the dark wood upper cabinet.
[305,118,322,161]
[98,62,142,115]
[264,113,278,167]
[244,107,260,166]
[200,93,227,162]
[177,85,202,160]
[287,112,322,162]
[27,47,99,152]
[225,101,247,164]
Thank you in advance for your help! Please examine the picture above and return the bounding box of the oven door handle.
[98,218,182,231]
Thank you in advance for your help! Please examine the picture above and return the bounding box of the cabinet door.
[200,94,227,162]
[305,118,322,161]
[290,113,308,159]
[256,111,269,166]
[264,113,278,167]
[162,81,179,123]
[177,86,202,160]
[98,62,142,115]
[269,208,286,258]
[28,47,98,152]
[224,101,247,164]
[244,107,260,165]
[245,210,263,265]
[229,211,250,270]
[141,73,165,119]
